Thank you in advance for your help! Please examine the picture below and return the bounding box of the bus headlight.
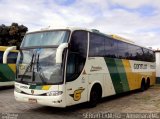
[15,87,22,93]
[47,91,63,96]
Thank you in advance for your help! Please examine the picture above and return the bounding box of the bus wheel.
[146,78,150,90]
[89,84,102,107]
[140,79,146,92]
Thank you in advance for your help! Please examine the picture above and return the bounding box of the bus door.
[65,31,88,106]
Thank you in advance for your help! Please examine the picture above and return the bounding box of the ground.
[0,85,160,119]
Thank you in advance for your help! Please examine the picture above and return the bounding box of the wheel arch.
[87,81,103,101]
[141,77,146,85]
[146,77,150,81]
[146,77,151,88]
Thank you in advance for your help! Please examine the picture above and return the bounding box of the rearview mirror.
[56,43,68,64]
[3,46,17,64]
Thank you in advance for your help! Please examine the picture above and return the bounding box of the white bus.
[14,28,156,107]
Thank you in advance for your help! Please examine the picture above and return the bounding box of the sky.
[0,0,160,49]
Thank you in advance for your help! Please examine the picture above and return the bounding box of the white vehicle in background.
[14,28,156,107]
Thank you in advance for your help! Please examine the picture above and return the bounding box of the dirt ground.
[1,85,160,119]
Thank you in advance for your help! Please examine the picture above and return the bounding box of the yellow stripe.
[42,85,51,90]
[8,64,16,73]
[122,60,137,90]
[150,72,156,85]
[0,46,18,52]
[122,60,156,90]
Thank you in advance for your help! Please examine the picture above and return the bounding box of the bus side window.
[66,31,87,82]
[89,33,105,57]
[117,41,128,59]
[104,37,117,58]
[7,52,18,64]
[135,47,143,61]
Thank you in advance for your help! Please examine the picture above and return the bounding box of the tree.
[0,23,28,49]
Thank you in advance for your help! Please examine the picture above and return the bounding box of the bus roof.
[109,34,135,44]
[27,27,153,51]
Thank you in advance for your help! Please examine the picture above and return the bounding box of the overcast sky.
[0,0,160,49]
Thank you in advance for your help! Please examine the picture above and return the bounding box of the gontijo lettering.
[134,64,147,69]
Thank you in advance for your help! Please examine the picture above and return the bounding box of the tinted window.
[104,37,118,58]
[88,33,155,62]
[135,47,144,61]
[143,48,155,62]
[149,50,155,62]
[70,31,87,57]
[0,51,18,64]
[66,52,85,81]
[7,52,18,63]
[89,33,105,57]
[128,44,155,62]
[128,45,137,60]
[143,48,149,61]
[66,31,87,82]
[117,41,128,59]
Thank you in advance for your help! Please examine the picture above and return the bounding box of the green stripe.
[115,59,129,92]
[29,85,43,90]
[29,85,37,89]
[0,64,15,82]
[105,58,123,94]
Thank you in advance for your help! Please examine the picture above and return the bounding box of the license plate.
[28,98,37,104]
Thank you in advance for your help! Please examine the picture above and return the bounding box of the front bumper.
[14,91,66,107]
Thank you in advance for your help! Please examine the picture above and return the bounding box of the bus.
[14,28,156,107]
[0,46,18,86]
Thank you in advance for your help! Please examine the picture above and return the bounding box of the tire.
[88,86,101,107]
[146,78,150,90]
[140,79,146,92]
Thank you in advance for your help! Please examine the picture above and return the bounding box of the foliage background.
[0,23,28,49]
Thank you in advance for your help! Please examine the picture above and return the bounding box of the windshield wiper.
[19,52,47,84]
[36,54,47,84]
[20,54,34,82]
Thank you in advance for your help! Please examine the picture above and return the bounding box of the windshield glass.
[21,30,69,47]
[16,48,64,85]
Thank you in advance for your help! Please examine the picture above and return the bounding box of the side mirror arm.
[56,43,68,64]
[3,46,17,64]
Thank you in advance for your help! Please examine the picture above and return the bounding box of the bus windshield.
[16,48,64,85]
[21,30,70,47]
